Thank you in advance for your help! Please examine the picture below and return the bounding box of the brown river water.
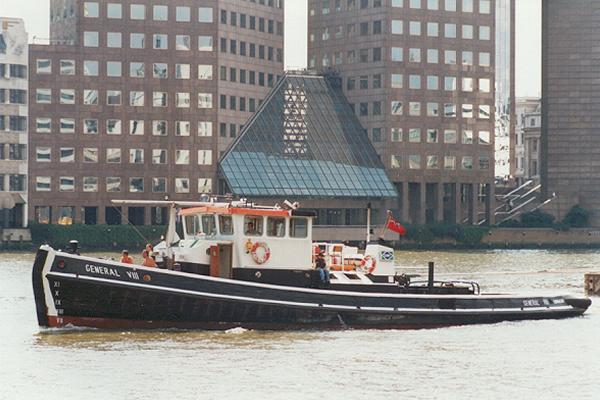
[1,250,599,400]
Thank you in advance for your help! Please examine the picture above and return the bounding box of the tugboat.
[32,198,591,330]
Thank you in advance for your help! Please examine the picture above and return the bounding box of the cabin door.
[210,244,233,278]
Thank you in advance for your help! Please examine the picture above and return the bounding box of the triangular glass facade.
[219,74,397,198]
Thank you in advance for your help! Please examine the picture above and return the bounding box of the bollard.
[584,273,600,296]
[428,261,435,293]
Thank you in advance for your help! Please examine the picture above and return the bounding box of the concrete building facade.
[28,0,284,225]
[515,97,540,186]
[307,0,503,225]
[0,18,28,229]
[542,0,600,224]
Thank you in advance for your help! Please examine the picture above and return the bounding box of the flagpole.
[379,210,391,239]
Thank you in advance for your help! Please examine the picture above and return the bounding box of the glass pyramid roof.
[219,74,397,198]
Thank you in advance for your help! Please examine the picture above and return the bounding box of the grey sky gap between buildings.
[1,0,541,96]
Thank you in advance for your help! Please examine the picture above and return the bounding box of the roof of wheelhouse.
[219,72,397,198]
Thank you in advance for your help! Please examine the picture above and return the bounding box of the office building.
[28,0,284,225]
[542,0,600,224]
[515,97,540,186]
[0,18,28,229]
[308,0,514,225]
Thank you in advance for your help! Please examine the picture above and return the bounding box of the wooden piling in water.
[584,273,600,296]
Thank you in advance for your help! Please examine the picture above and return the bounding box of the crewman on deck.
[315,252,330,286]
[120,250,134,264]
[142,250,158,268]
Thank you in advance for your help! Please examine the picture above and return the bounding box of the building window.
[198,93,213,108]
[444,156,456,170]
[444,24,456,38]
[129,149,144,164]
[81,89,98,105]
[198,150,212,165]
[175,35,190,51]
[107,32,122,48]
[153,34,168,50]
[84,2,99,17]
[391,20,403,35]
[153,92,168,107]
[427,102,439,116]
[427,129,438,143]
[427,155,439,169]
[444,103,456,117]
[198,122,213,137]
[59,177,75,192]
[462,103,473,118]
[199,7,213,23]
[130,62,144,78]
[409,102,421,116]
[84,119,98,134]
[176,6,190,22]
[152,178,167,193]
[391,47,403,62]
[107,177,121,192]
[129,178,144,193]
[479,157,490,170]
[83,177,98,192]
[107,3,122,19]
[175,178,190,193]
[408,48,421,62]
[129,120,144,135]
[198,36,213,51]
[409,155,421,169]
[35,206,51,224]
[462,156,473,170]
[84,60,99,76]
[176,92,190,108]
[462,25,473,39]
[175,64,190,79]
[107,119,122,135]
[153,120,167,136]
[445,0,457,11]
[152,149,167,164]
[60,118,75,133]
[153,5,168,21]
[106,61,122,77]
[479,26,490,40]
[391,155,402,169]
[84,31,99,47]
[36,177,51,192]
[480,0,491,14]
[198,65,213,80]
[198,178,212,194]
[107,90,122,106]
[176,121,191,136]
[36,58,52,77]
[175,150,190,165]
[83,148,98,163]
[479,105,491,119]
[36,89,52,104]
[444,129,457,143]
[479,52,490,67]
[106,148,121,163]
[391,74,403,88]
[60,148,74,163]
[36,147,51,162]
[130,33,145,49]
[36,118,52,133]
[130,4,145,20]
[479,131,491,145]
[409,128,421,143]
[409,21,421,36]
[391,101,403,115]
[479,78,491,93]
[153,63,168,78]
[130,91,144,106]
[462,130,474,144]
[60,60,75,75]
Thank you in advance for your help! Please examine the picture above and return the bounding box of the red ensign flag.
[387,216,407,236]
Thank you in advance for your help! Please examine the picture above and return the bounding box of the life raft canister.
[251,242,271,264]
[360,255,377,274]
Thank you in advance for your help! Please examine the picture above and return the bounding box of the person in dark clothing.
[315,252,330,285]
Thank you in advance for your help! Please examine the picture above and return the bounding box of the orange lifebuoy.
[251,242,271,264]
[360,255,377,274]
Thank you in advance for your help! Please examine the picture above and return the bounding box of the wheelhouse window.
[201,215,217,236]
[290,218,308,238]
[267,217,286,237]
[219,215,233,235]
[244,216,263,236]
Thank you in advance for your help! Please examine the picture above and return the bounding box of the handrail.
[499,180,533,200]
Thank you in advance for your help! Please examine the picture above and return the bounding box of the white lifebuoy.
[360,255,377,274]
[251,242,271,264]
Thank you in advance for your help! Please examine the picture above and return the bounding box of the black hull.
[32,247,591,330]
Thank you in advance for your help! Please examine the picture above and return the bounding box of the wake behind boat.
[32,199,591,330]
